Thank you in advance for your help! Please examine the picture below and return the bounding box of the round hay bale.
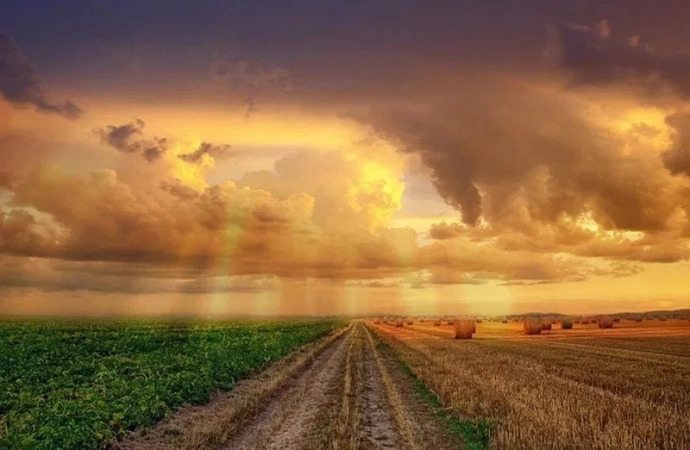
[541,319,552,331]
[523,317,542,335]
[433,320,441,326]
[613,317,621,323]
[406,320,413,325]
[454,319,474,339]
[471,321,477,333]
[501,319,508,324]
[561,318,573,329]
[475,319,483,324]
[373,318,381,325]
[598,316,614,329]
[395,319,404,328]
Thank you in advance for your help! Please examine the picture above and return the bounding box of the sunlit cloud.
[3,7,690,315]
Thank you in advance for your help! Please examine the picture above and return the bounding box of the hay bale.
[406,320,413,325]
[433,320,441,326]
[561,318,573,329]
[471,321,477,333]
[598,316,614,329]
[501,319,508,324]
[454,319,474,339]
[541,319,552,331]
[373,318,381,325]
[475,319,483,324]
[523,317,542,335]
[613,317,621,323]
[582,319,590,325]
[395,319,404,328]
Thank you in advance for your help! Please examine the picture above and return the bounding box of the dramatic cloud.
[0,150,415,281]
[239,150,404,231]
[179,142,235,164]
[428,222,465,240]
[663,113,690,177]
[548,20,690,98]
[97,119,145,152]
[3,145,619,286]
[359,79,685,232]
[5,5,690,309]
[0,31,82,119]
[96,119,168,162]
[97,120,235,165]
[0,209,58,256]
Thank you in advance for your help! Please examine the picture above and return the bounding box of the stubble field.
[371,318,690,450]
[2,316,689,450]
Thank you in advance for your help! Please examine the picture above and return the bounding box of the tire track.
[115,322,462,450]
[359,328,403,449]
[221,326,353,450]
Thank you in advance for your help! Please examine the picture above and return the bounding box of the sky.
[2,1,690,316]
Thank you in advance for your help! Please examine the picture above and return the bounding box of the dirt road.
[115,322,460,450]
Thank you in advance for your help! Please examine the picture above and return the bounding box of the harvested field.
[6,316,689,450]
[371,319,690,450]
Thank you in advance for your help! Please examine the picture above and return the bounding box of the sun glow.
[605,106,672,152]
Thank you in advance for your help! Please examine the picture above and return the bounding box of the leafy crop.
[0,319,341,450]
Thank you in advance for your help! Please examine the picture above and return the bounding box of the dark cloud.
[97,119,145,152]
[0,209,54,256]
[96,119,168,162]
[0,31,82,119]
[429,221,465,240]
[663,113,690,177]
[0,255,278,294]
[178,142,234,164]
[549,20,690,97]
[97,121,233,164]
[359,79,681,231]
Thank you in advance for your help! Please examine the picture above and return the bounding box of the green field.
[0,319,341,450]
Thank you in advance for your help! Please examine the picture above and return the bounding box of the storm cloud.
[549,20,690,98]
[97,119,168,162]
[359,78,683,232]
[0,31,82,119]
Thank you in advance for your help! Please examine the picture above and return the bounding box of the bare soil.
[113,322,462,450]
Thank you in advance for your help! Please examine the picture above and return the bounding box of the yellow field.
[371,319,690,450]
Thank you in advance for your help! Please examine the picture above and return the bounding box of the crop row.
[0,319,342,450]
